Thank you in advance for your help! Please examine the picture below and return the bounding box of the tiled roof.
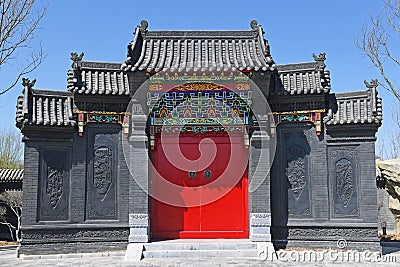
[16,79,76,128]
[274,53,331,95]
[0,169,23,182]
[67,60,130,95]
[121,20,276,72]
[324,79,382,125]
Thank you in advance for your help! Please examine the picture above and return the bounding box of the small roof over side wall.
[275,53,331,95]
[122,20,276,72]
[16,78,76,129]
[67,58,130,96]
[324,79,383,126]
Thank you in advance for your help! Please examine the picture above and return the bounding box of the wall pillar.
[127,105,150,243]
[249,128,272,242]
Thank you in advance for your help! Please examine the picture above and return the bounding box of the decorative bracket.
[270,110,324,137]
[76,112,129,137]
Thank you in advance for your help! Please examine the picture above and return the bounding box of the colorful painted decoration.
[147,91,252,127]
[271,110,324,136]
[76,112,127,136]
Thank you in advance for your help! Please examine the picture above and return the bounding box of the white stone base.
[128,213,149,243]
[124,243,143,261]
[249,213,272,241]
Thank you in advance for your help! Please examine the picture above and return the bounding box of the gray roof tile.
[324,79,382,125]
[121,20,276,72]
[16,79,76,128]
[274,53,331,95]
[0,169,23,182]
[67,61,130,95]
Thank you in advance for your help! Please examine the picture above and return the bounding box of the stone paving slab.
[1,256,400,267]
[1,248,400,266]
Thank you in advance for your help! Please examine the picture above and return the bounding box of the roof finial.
[312,52,326,72]
[21,78,35,121]
[313,52,326,62]
[364,78,378,90]
[364,79,379,114]
[22,77,36,88]
[250,20,259,30]
[139,20,148,31]
[71,52,84,62]
[70,52,84,68]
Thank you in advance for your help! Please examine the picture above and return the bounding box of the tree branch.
[355,1,400,102]
[0,0,46,94]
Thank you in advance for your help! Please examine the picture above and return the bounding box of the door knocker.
[188,170,196,179]
[204,170,212,179]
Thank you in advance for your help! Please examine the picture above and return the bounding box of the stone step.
[141,240,259,259]
[143,249,258,258]
[143,242,257,251]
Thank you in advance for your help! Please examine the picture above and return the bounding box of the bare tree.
[0,127,23,169]
[356,0,400,102]
[0,191,22,241]
[0,0,46,95]
[376,105,400,159]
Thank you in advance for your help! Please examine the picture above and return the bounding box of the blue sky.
[0,0,397,149]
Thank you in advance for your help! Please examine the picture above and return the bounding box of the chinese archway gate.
[148,72,251,239]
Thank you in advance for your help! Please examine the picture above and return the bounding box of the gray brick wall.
[271,122,379,246]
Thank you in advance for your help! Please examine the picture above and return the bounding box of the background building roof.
[0,169,23,183]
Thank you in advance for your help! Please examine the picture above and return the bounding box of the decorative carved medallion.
[46,161,63,209]
[286,145,306,200]
[93,146,112,200]
[335,158,354,207]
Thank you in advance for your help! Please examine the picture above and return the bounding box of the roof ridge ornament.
[71,52,84,62]
[250,20,271,60]
[21,78,36,124]
[68,52,84,91]
[364,78,378,90]
[312,52,326,72]
[250,20,259,30]
[70,52,84,69]
[22,77,36,88]
[364,78,379,114]
[138,20,148,34]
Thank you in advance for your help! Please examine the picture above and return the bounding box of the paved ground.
[1,247,400,266]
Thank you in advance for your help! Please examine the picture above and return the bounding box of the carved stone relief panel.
[286,145,307,201]
[38,147,71,222]
[281,126,312,218]
[86,124,120,221]
[93,146,113,200]
[329,146,359,218]
[46,160,64,208]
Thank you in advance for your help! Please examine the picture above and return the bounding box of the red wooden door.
[151,132,248,239]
